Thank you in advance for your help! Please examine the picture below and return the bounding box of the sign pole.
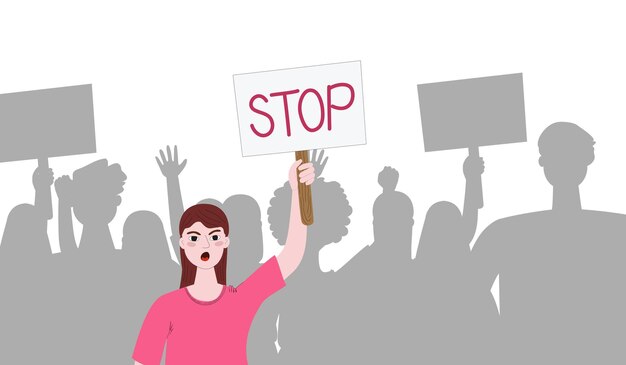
[295,150,314,225]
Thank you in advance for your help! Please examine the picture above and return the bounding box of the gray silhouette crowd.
[1,122,626,364]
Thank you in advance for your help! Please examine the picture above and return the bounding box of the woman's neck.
[187,267,223,302]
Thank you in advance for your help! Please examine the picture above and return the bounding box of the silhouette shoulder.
[583,210,626,222]
[481,211,551,235]
[336,244,371,278]
[473,211,552,253]
[582,210,626,239]
[499,210,552,226]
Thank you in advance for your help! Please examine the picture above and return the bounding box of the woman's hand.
[288,160,315,192]
[279,158,315,279]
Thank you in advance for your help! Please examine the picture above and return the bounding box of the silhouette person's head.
[269,180,351,253]
[418,201,466,262]
[373,167,414,261]
[198,198,222,207]
[268,150,350,274]
[122,210,170,263]
[223,195,263,285]
[0,204,51,259]
[538,122,595,188]
[378,166,399,193]
[72,159,126,226]
[198,196,265,286]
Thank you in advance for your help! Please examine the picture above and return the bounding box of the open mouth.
[201,252,210,261]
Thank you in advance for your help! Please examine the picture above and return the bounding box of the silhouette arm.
[55,175,77,251]
[156,146,187,262]
[165,175,184,259]
[33,165,54,220]
[462,180,479,243]
[462,154,485,244]
[58,198,77,251]
[277,160,315,279]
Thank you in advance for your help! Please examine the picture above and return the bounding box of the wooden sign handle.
[469,146,484,209]
[295,150,314,225]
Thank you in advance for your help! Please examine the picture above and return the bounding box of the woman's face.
[179,222,229,270]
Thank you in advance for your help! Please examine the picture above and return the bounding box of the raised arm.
[156,145,187,262]
[33,165,54,220]
[277,159,315,279]
[55,175,77,252]
[461,154,485,244]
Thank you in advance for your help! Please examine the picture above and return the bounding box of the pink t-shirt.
[133,256,285,365]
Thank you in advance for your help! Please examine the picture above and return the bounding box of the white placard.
[234,61,366,156]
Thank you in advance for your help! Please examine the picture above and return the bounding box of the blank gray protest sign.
[418,73,526,152]
[0,84,96,163]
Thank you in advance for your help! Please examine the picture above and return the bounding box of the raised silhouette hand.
[33,167,54,191]
[463,155,485,178]
[156,145,187,179]
[310,149,328,179]
[54,175,73,204]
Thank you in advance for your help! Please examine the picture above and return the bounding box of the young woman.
[133,159,315,365]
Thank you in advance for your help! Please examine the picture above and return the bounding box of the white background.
[2,1,626,309]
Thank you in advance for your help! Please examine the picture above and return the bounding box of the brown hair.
[178,204,230,288]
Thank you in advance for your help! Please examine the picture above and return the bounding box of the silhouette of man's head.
[538,122,595,187]
[378,166,399,193]
[72,159,127,225]
[373,167,414,259]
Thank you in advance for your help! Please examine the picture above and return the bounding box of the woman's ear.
[179,237,185,250]
[223,237,230,248]
[538,156,544,167]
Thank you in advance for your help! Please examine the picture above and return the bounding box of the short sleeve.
[236,256,286,308]
[132,297,169,365]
